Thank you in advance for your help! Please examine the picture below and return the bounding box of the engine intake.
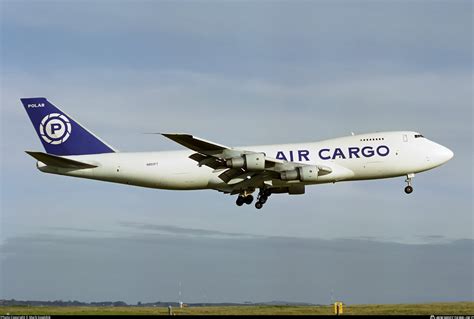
[280,166,319,182]
[226,153,265,171]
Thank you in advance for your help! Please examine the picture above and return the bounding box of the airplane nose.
[436,145,454,164]
[445,147,454,161]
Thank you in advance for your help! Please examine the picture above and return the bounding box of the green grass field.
[1,302,473,315]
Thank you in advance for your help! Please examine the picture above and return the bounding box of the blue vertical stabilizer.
[21,97,116,156]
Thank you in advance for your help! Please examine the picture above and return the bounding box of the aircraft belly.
[149,158,212,190]
[155,171,210,190]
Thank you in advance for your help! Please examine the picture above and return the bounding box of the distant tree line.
[0,299,318,307]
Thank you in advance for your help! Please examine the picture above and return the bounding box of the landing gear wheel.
[255,201,263,209]
[404,173,415,195]
[259,195,268,204]
[245,195,254,205]
[236,196,245,206]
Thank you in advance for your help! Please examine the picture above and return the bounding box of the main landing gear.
[235,188,272,210]
[255,189,271,210]
[404,173,415,194]
[236,193,254,206]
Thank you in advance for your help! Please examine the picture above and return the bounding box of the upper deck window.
[414,134,424,138]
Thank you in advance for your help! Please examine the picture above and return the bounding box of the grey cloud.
[42,224,461,246]
[47,226,102,233]
[119,221,262,239]
[3,1,470,78]
[418,235,445,240]
[3,69,470,138]
[4,2,470,50]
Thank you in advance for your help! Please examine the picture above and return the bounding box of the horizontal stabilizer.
[25,151,98,169]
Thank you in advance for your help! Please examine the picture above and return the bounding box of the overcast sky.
[1,0,472,304]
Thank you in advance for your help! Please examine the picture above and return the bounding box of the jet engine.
[280,166,319,182]
[226,153,265,171]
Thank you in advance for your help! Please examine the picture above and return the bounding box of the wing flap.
[218,168,246,183]
[188,153,226,169]
[227,172,281,194]
[25,151,98,169]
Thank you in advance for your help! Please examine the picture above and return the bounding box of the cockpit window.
[414,134,424,138]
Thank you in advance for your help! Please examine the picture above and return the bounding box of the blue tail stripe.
[21,97,115,156]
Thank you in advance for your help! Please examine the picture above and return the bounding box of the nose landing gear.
[404,173,415,194]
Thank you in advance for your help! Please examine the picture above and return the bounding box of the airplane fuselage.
[37,131,453,194]
[22,97,455,208]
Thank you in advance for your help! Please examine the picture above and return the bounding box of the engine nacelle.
[226,153,265,171]
[299,166,319,181]
[280,166,319,182]
[280,170,299,181]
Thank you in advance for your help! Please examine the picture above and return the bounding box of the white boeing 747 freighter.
[22,98,454,209]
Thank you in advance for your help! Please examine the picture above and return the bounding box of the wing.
[162,133,332,193]
[162,133,228,156]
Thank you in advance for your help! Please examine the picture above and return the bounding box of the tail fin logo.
[39,113,72,145]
